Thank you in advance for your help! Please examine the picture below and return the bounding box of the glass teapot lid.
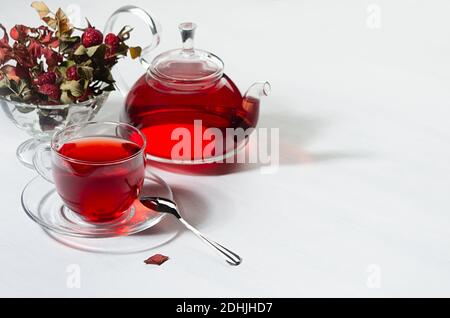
[148,22,224,85]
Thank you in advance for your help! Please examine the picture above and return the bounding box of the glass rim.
[51,121,147,166]
[0,91,109,110]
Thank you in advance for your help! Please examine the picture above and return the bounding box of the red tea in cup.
[53,136,145,222]
[33,122,147,223]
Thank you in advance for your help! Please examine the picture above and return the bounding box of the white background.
[1,0,450,297]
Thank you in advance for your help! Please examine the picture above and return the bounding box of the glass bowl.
[0,92,109,168]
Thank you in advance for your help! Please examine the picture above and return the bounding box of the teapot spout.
[242,82,271,118]
[243,81,271,102]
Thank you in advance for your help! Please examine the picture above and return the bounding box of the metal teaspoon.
[140,197,242,266]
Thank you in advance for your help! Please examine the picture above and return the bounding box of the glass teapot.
[105,6,270,164]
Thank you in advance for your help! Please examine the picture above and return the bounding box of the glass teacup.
[33,121,146,223]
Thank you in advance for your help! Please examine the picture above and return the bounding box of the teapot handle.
[104,5,161,96]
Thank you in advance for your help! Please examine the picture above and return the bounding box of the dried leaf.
[27,39,42,59]
[55,8,71,36]
[15,105,35,113]
[42,17,58,30]
[144,254,169,266]
[61,35,80,43]
[0,47,12,65]
[103,83,115,91]
[1,65,20,82]
[37,25,58,47]
[0,24,9,45]
[60,80,83,97]
[42,47,62,67]
[78,65,93,80]
[13,43,35,67]
[129,46,142,59]
[60,90,73,104]
[17,81,32,101]
[114,43,128,56]
[0,75,10,88]
[0,24,12,64]
[74,44,86,55]
[58,60,76,73]
[31,1,50,18]
[59,38,79,54]
[93,68,114,84]
[10,25,31,42]
[86,44,105,58]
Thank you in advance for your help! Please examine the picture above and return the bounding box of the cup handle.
[104,5,161,96]
[33,143,54,183]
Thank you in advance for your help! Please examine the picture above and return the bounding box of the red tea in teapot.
[122,74,261,161]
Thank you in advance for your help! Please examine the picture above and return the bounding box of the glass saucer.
[21,172,173,238]
[42,216,180,254]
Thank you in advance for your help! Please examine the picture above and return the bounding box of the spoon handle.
[179,218,242,266]
[139,196,242,266]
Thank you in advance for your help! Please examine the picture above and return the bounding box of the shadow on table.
[148,112,372,175]
[98,98,372,175]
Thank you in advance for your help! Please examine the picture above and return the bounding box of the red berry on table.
[105,33,120,51]
[81,27,103,48]
[66,65,79,81]
[35,71,57,86]
[38,84,61,101]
